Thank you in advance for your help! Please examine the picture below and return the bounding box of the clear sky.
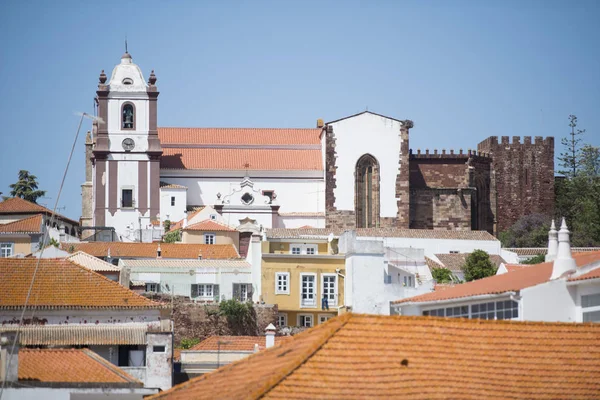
[1,0,599,219]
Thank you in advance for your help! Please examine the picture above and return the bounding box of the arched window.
[122,103,135,130]
[355,154,380,228]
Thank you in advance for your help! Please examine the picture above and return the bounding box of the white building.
[120,258,253,301]
[392,220,600,323]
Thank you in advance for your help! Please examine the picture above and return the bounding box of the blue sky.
[1,0,599,219]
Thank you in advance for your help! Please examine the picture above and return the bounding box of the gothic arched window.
[355,154,380,228]
[122,103,135,130]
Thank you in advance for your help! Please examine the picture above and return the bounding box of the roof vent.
[122,78,133,85]
[550,218,576,279]
[157,244,162,259]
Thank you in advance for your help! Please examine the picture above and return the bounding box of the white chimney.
[59,224,66,242]
[545,220,558,262]
[157,244,162,258]
[265,323,276,348]
[253,343,259,353]
[550,218,577,279]
[0,331,19,382]
[183,211,188,229]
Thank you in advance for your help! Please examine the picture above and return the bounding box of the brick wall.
[410,189,472,230]
[478,136,554,233]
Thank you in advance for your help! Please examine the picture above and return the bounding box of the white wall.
[3,388,154,400]
[374,237,503,258]
[0,310,162,328]
[328,113,403,218]
[159,188,187,223]
[521,280,578,322]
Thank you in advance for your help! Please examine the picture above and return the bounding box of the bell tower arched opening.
[355,154,380,228]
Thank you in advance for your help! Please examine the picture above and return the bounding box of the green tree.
[8,170,46,203]
[163,229,181,243]
[431,267,454,284]
[499,213,551,248]
[580,144,600,178]
[461,250,496,282]
[558,115,585,178]
[179,338,201,350]
[522,254,546,265]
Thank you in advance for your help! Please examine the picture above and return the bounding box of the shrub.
[461,250,496,282]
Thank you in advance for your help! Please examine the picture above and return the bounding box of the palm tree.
[8,170,46,204]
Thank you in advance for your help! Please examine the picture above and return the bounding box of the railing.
[301,297,317,307]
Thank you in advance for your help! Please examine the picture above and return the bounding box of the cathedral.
[81,52,555,241]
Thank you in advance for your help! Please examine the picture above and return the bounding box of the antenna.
[125,37,128,53]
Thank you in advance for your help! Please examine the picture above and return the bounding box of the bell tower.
[91,51,162,241]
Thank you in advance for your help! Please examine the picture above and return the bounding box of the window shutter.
[191,284,198,298]
[247,284,253,301]
[213,285,220,301]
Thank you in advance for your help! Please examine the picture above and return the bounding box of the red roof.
[158,127,322,145]
[158,127,323,171]
[395,251,600,304]
[63,242,240,259]
[150,314,600,400]
[0,197,78,225]
[183,220,237,232]
[19,348,141,384]
[190,336,293,352]
[0,214,43,233]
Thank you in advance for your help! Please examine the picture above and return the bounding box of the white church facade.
[81,52,416,242]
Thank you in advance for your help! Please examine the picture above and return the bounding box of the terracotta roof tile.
[160,181,187,189]
[150,314,600,400]
[19,348,141,384]
[62,242,240,259]
[183,219,237,232]
[0,324,150,345]
[190,336,293,352]
[266,228,497,241]
[0,258,162,309]
[0,197,78,225]
[505,247,600,256]
[505,264,529,272]
[0,214,43,234]
[168,208,205,231]
[435,253,506,273]
[161,148,323,171]
[158,127,322,145]
[395,251,600,304]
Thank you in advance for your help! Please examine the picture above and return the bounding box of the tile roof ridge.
[82,348,143,384]
[0,213,43,232]
[158,126,321,131]
[252,313,353,399]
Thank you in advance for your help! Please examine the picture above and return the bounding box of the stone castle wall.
[478,136,554,233]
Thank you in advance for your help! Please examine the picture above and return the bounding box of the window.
[275,272,290,295]
[233,283,253,302]
[191,284,219,300]
[277,313,288,327]
[146,283,160,293]
[0,243,13,258]
[298,314,313,327]
[403,275,414,287]
[384,273,392,284]
[122,103,135,129]
[355,154,380,228]
[300,274,316,307]
[422,300,518,320]
[153,346,166,353]
[262,190,274,203]
[210,214,217,220]
[289,244,318,255]
[204,233,216,245]
[322,274,337,308]
[170,196,175,206]
[318,314,333,324]
[121,189,133,208]
[241,192,254,205]
[582,293,600,323]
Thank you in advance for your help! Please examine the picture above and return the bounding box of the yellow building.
[181,219,240,250]
[261,235,345,328]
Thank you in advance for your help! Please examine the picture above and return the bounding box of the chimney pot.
[265,323,276,348]
[551,218,576,279]
[317,119,324,128]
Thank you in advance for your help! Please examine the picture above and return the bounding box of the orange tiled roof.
[183,219,237,232]
[0,214,43,233]
[168,207,205,231]
[159,127,323,171]
[161,148,323,171]
[158,127,322,145]
[435,253,506,273]
[505,264,530,272]
[62,242,240,259]
[19,348,141,384]
[150,314,600,400]
[394,251,600,304]
[190,336,293,352]
[0,258,163,309]
[569,266,600,282]
[504,247,600,256]
[0,197,78,225]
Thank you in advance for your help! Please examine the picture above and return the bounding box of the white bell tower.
[92,51,162,241]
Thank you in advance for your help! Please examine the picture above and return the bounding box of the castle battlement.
[409,148,492,161]
[478,136,554,151]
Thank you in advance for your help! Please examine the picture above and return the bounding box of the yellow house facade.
[261,239,345,328]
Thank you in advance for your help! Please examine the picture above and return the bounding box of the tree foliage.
[558,115,585,179]
[522,254,546,265]
[499,213,551,248]
[218,299,256,335]
[8,170,46,203]
[461,250,496,282]
[431,267,455,284]
[163,229,181,243]
[179,338,201,350]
